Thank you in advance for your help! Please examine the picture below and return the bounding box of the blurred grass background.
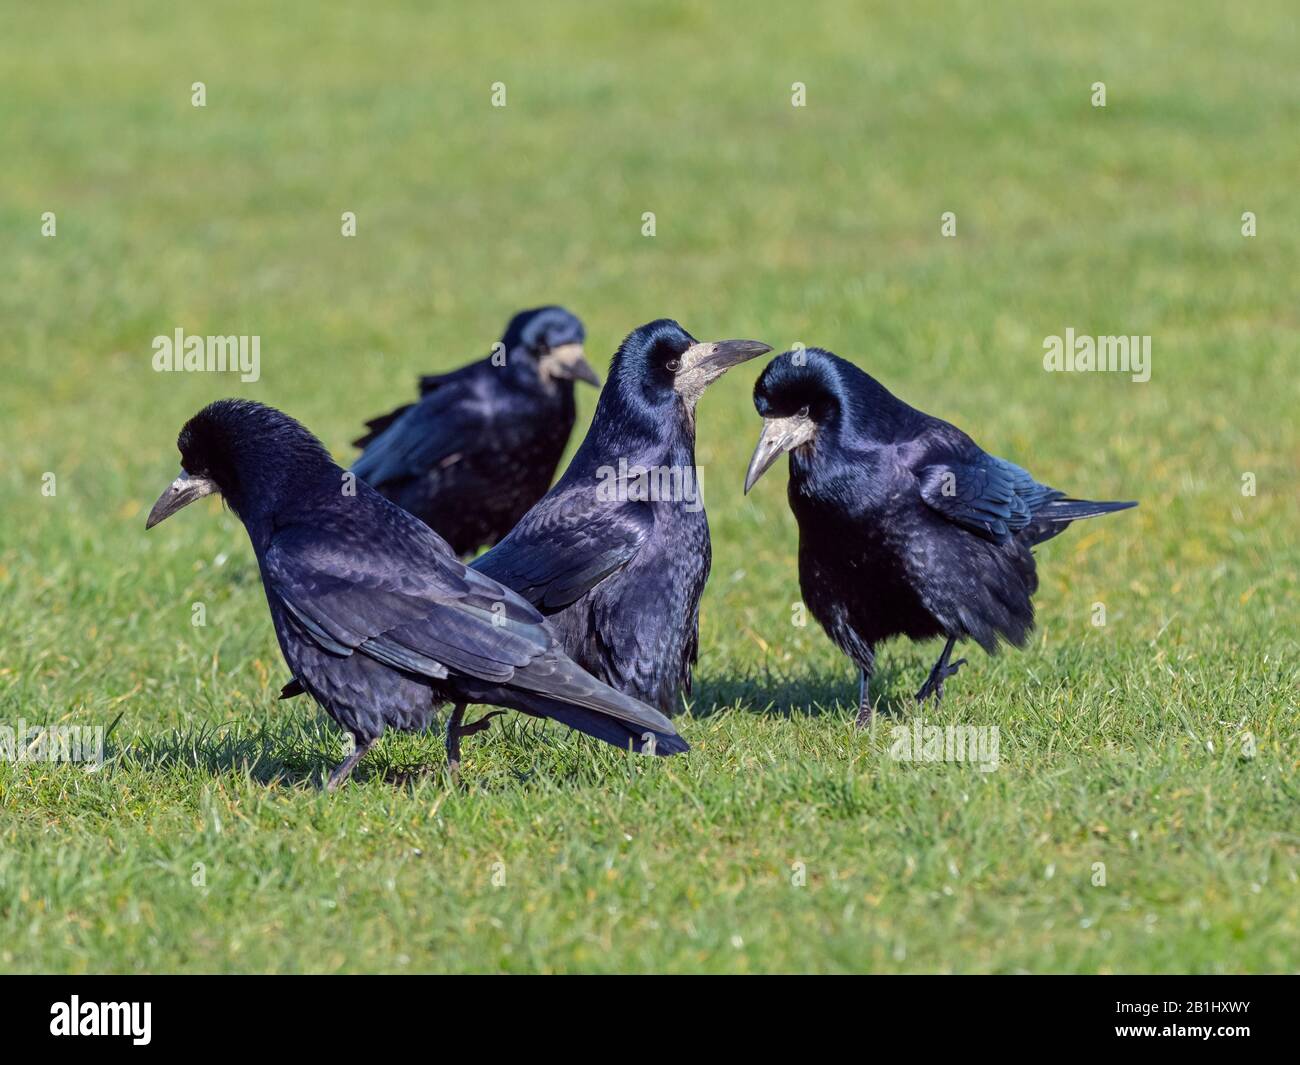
[0,0,1295,973]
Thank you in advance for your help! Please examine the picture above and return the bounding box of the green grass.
[1,0,1296,973]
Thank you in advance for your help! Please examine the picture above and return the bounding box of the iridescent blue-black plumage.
[148,399,686,786]
[747,349,1136,716]
[351,306,597,557]
[473,320,771,715]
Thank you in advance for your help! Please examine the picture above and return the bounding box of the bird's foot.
[854,668,874,729]
[914,658,967,704]
[457,710,505,738]
[324,736,375,792]
[444,708,505,784]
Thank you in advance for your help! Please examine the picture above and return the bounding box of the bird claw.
[445,706,504,785]
[457,710,505,738]
[915,658,967,704]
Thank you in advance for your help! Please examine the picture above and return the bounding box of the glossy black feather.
[351,307,588,557]
[751,349,1137,676]
[474,321,714,715]
[162,399,686,758]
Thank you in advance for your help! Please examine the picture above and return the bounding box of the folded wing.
[918,453,1061,542]
[350,388,483,488]
[263,520,679,739]
[472,488,653,612]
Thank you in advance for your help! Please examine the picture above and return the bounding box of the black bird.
[351,306,599,557]
[472,320,772,715]
[146,399,686,788]
[744,349,1136,723]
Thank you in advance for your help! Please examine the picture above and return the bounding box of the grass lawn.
[0,0,1295,973]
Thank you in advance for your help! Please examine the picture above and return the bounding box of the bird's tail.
[512,693,688,756]
[1025,498,1138,545]
[491,651,689,756]
[351,403,414,449]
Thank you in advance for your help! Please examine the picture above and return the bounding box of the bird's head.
[146,399,335,529]
[608,319,772,425]
[744,348,848,493]
[501,305,599,387]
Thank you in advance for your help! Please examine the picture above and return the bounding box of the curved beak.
[543,343,601,387]
[692,339,773,375]
[675,339,773,403]
[146,470,218,529]
[744,414,816,494]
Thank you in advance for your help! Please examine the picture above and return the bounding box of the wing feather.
[472,490,653,612]
[918,454,1061,541]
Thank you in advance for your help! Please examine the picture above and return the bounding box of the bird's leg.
[444,704,506,781]
[855,668,873,729]
[915,637,967,705]
[445,704,467,780]
[325,734,375,792]
[460,710,506,737]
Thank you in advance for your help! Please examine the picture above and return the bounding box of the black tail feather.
[1026,498,1137,545]
[352,403,414,449]
[1040,498,1137,521]
[511,693,688,756]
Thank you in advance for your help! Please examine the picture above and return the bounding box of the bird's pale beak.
[145,470,218,529]
[675,339,773,402]
[543,343,601,387]
[744,414,816,494]
[692,339,773,375]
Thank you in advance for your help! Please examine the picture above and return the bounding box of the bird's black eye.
[798,405,810,418]
[666,359,681,372]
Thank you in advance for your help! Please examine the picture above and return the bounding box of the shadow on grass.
[687,664,916,721]
[106,710,683,795]
[111,715,450,791]
[107,667,928,792]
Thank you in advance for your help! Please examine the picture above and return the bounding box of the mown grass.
[0,0,1295,972]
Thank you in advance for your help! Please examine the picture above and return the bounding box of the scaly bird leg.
[325,734,376,791]
[855,668,874,729]
[445,704,506,782]
[915,636,967,705]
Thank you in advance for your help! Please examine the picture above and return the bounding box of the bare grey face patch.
[145,470,218,529]
[744,412,817,493]
[672,339,772,410]
[539,343,600,386]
